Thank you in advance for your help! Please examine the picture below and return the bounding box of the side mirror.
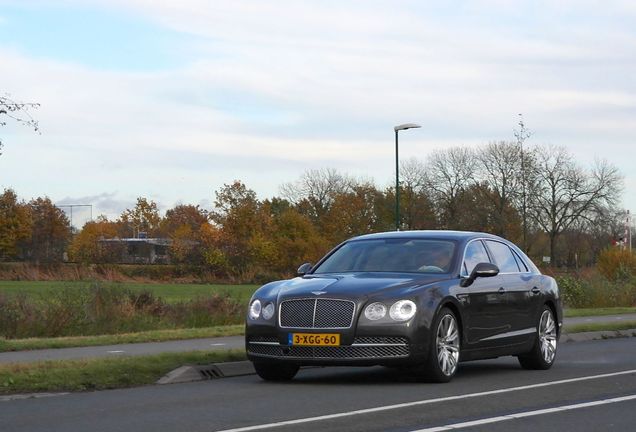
[297,262,313,276]
[460,262,500,287]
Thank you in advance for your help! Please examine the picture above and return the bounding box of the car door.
[459,239,511,350]
[484,240,535,345]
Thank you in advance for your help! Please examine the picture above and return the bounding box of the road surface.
[2,313,635,364]
[1,337,635,432]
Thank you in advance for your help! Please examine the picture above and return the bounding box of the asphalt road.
[1,313,635,364]
[2,337,636,432]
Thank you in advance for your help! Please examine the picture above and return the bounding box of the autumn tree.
[211,181,269,277]
[119,197,161,237]
[0,189,32,260]
[23,197,71,263]
[68,216,121,263]
[160,204,209,264]
[323,183,388,243]
[261,201,329,274]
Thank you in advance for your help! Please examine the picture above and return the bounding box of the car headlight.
[249,299,262,320]
[262,302,275,320]
[364,302,387,320]
[389,300,417,321]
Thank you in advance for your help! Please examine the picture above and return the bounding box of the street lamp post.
[393,123,421,231]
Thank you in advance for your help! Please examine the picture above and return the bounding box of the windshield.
[313,238,456,274]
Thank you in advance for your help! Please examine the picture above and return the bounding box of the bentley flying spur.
[245,231,562,382]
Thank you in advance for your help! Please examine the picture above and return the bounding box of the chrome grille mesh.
[247,336,410,359]
[279,298,355,329]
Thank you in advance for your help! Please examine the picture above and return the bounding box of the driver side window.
[463,240,491,276]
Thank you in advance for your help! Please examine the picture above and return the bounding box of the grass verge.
[563,320,636,334]
[0,325,245,352]
[0,349,246,395]
[564,307,636,318]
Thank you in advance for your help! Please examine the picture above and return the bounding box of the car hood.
[270,272,452,302]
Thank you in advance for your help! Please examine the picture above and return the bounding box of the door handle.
[498,287,506,295]
[531,287,540,295]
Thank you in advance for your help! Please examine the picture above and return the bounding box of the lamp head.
[394,123,421,131]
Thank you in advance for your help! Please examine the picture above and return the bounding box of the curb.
[562,328,636,343]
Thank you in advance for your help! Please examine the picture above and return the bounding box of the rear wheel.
[421,307,460,382]
[518,305,557,370]
[253,362,299,381]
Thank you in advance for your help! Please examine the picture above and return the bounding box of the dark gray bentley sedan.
[245,231,562,382]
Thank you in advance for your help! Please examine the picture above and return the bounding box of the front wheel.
[253,362,299,381]
[421,307,461,382]
[518,305,558,370]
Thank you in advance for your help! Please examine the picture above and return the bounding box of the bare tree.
[530,145,623,265]
[425,147,476,228]
[0,94,40,156]
[280,168,355,222]
[477,141,522,237]
[399,157,436,229]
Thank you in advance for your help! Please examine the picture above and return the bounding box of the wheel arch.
[436,298,464,342]
[544,300,560,337]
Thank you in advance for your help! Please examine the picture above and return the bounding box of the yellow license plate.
[289,333,340,346]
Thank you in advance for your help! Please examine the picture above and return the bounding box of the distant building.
[98,237,171,264]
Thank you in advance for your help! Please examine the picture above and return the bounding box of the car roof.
[349,230,505,243]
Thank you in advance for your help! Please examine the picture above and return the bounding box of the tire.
[253,362,299,381]
[518,305,558,370]
[421,307,461,383]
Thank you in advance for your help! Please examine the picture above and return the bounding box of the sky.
[0,0,635,226]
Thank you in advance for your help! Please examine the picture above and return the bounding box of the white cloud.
[1,0,635,213]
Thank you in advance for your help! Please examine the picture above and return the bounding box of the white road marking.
[211,343,226,346]
[412,394,636,431]
[107,350,125,354]
[214,369,636,432]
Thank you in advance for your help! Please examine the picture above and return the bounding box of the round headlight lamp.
[364,302,387,321]
[262,302,275,320]
[389,300,417,321]
[249,299,262,320]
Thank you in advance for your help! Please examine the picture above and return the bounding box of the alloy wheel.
[538,309,557,364]
[436,314,460,376]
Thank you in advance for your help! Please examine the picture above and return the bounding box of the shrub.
[556,275,587,308]
[596,248,636,281]
[0,283,244,339]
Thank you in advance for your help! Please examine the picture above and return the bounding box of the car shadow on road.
[286,359,524,386]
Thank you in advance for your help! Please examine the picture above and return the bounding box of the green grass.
[0,325,245,352]
[564,307,636,318]
[563,320,636,334]
[0,281,258,304]
[0,349,246,395]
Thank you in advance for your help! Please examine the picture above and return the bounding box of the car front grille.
[247,336,410,359]
[279,298,355,329]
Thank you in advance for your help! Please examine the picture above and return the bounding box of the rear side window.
[463,240,491,275]
[485,240,520,273]
[512,250,529,272]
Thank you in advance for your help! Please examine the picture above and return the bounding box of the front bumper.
[246,329,429,367]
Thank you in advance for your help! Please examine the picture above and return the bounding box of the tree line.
[0,140,626,280]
